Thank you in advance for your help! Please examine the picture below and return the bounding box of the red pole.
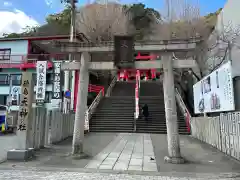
[186,112,191,133]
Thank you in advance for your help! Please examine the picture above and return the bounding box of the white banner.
[36,61,47,103]
[193,61,235,114]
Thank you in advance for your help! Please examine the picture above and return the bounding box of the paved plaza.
[85,133,157,171]
[0,132,240,179]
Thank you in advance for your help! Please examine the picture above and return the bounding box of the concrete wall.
[191,112,240,161]
[0,108,75,163]
[0,40,28,63]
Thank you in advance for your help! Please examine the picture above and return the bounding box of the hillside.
[2,4,222,41]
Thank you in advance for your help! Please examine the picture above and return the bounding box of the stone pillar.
[162,54,184,164]
[72,52,90,156]
[7,72,34,161]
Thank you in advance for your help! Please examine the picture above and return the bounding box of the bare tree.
[196,21,240,77]
[75,2,132,43]
[150,0,206,40]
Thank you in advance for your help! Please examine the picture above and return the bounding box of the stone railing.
[85,89,104,132]
[175,88,191,132]
[105,75,117,97]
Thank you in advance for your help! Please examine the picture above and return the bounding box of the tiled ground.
[85,133,157,171]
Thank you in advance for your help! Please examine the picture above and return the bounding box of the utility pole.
[63,0,77,113]
[69,0,77,111]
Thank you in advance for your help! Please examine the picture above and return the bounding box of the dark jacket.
[142,104,149,117]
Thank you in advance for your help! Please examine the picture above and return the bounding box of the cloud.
[0,9,39,36]
[45,0,53,7]
[3,1,12,6]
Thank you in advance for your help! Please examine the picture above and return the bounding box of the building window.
[11,74,21,85]
[0,74,9,85]
[0,49,11,60]
[0,95,8,105]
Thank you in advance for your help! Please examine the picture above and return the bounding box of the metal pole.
[7,74,12,110]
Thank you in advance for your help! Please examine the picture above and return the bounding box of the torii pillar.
[162,53,184,164]
[72,52,90,156]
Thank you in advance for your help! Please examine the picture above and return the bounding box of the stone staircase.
[90,81,189,135]
[90,82,135,132]
[137,82,189,134]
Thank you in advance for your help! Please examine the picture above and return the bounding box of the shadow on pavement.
[0,132,117,169]
[151,134,240,174]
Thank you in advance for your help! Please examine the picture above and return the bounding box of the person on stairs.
[142,104,149,122]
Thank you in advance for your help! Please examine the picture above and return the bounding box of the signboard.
[11,86,20,105]
[36,61,47,105]
[52,62,62,99]
[114,36,134,68]
[17,72,33,131]
[193,61,235,114]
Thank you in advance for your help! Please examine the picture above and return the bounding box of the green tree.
[46,5,71,27]
[124,3,161,40]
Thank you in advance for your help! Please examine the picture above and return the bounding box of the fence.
[191,112,240,161]
[27,108,75,149]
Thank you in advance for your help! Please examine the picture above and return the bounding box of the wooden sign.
[114,36,135,68]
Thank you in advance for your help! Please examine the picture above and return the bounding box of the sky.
[0,0,227,36]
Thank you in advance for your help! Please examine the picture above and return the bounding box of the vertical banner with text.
[36,61,47,106]
[17,72,33,132]
[51,61,62,108]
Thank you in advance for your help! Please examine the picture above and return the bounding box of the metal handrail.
[175,88,191,118]
[105,75,117,97]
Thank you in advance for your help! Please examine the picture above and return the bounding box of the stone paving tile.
[143,163,158,172]
[128,165,143,171]
[93,153,108,161]
[85,160,102,169]
[0,170,238,180]
[129,158,143,166]
[101,158,117,166]
[98,164,113,170]
[85,133,157,172]
[118,154,131,160]
[113,162,128,171]
[107,152,120,158]
[132,153,143,159]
